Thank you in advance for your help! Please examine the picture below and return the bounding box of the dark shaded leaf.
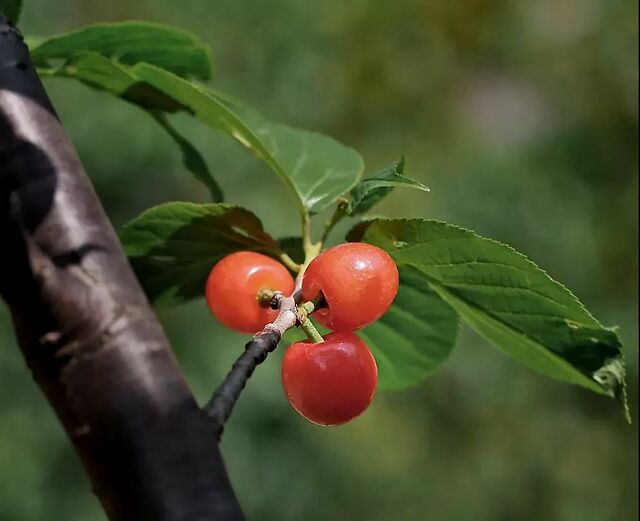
[152,113,223,202]
[1,0,22,23]
[120,202,281,305]
[37,53,222,194]
[277,236,305,265]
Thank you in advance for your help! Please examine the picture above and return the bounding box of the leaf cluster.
[27,20,628,418]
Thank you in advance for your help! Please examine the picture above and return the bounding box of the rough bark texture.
[0,14,244,521]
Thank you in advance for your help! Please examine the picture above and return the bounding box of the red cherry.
[301,242,399,331]
[281,332,378,426]
[205,251,295,333]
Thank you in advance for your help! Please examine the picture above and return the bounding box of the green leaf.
[30,21,212,80]
[347,158,429,216]
[37,52,223,195]
[359,268,459,390]
[39,51,184,111]
[120,202,282,305]
[348,218,627,404]
[37,45,363,215]
[130,64,364,215]
[1,0,22,23]
[152,113,223,202]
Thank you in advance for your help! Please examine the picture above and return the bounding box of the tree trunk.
[0,14,244,521]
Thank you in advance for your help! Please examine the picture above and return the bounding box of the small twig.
[204,286,326,437]
[204,330,282,437]
[205,222,326,438]
[205,292,305,437]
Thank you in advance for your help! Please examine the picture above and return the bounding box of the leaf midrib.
[403,264,607,395]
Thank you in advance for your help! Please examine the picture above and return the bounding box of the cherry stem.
[299,318,324,343]
[296,295,326,343]
[298,294,325,314]
[279,252,301,272]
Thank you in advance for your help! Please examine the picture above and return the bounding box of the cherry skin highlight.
[205,251,295,334]
[301,242,399,331]
[281,332,378,426]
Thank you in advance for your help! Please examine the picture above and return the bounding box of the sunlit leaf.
[131,65,365,215]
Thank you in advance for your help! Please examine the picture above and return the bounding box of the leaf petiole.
[320,199,348,245]
[300,214,322,274]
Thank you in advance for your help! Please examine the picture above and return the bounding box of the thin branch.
[204,286,325,436]
[204,293,300,435]
[205,331,281,435]
[206,205,327,436]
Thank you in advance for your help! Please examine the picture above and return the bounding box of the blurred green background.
[1,0,638,519]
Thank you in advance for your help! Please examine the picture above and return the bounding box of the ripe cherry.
[205,251,295,334]
[301,242,399,331]
[281,332,378,426]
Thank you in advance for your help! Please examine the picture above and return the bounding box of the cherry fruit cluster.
[205,243,399,426]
